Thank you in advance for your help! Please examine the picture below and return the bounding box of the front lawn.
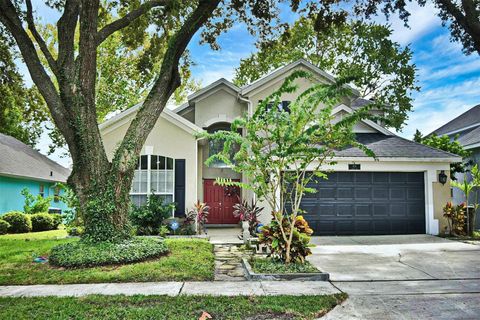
[0,294,347,320]
[0,235,214,285]
[251,257,319,274]
[0,229,68,240]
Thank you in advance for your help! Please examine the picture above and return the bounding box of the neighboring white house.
[100,59,460,236]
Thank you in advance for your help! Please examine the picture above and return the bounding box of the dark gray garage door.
[300,172,426,235]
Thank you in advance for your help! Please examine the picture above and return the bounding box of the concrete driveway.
[309,235,480,319]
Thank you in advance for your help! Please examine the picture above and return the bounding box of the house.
[0,133,70,214]
[100,59,460,236]
[430,104,480,227]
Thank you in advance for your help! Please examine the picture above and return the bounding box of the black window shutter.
[174,159,186,217]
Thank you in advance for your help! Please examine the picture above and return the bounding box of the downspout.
[237,93,255,203]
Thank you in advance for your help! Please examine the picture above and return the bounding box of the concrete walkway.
[0,281,339,298]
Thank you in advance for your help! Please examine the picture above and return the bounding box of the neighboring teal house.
[0,133,71,214]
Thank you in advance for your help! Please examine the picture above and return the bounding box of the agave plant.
[187,201,210,235]
[233,198,263,236]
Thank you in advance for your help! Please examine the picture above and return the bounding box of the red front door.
[204,179,240,224]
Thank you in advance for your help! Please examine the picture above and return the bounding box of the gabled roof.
[0,133,71,182]
[430,104,480,136]
[335,133,462,162]
[188,78,239,102]
[457,125,480,149]
[99,103,204,135]
[240,58,359,96]
[331,104,394,136]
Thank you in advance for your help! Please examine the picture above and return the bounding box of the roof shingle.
[0,133,70,182]
[336,133,461,160]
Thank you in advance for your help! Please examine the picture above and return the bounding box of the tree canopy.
[0,33,48,146]
[312,0,480,55]
[234,17,418,129]
[414,129,471,179]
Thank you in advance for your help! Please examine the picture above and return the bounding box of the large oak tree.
[0,0,301,242]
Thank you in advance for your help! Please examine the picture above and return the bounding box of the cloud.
[384,2,442,46]
[398,79,480,138]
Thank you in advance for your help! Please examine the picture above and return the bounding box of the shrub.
[186,201,210,234]
[51,214,63,229]
[259,213,313,263]
[129,195,175,235]
[443,202,467,236]
[66,226,84,236]
[0,219,10,235]
[30,213,56,232]
[250,257,319,274]
[49,237,169,268]
[2,211,32,233]
[21,188,52,214]
[233,199,263,236]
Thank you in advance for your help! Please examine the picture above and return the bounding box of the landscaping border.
[242,258,330,281]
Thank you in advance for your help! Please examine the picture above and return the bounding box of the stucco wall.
[194,88,247,128]
[246,66,353,115]
[101,114,198,215]
[433,172,452,234]
[0,176,68,214]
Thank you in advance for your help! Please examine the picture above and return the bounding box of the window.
[130,155,175,207]
[54,186,61,203]
[261,100,291,113]
[207,123,240,168]
[39,184,45,198]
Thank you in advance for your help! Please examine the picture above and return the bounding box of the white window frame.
[130,155,175,210]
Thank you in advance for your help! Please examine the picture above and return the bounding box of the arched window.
[207,123,239,168]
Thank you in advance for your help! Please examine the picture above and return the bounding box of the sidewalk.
[0,281,340,297]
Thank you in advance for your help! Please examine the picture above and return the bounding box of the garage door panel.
[298,172,425,235]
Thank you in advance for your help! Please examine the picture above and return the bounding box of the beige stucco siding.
[247,66,353,115]
[194,88,247,128]
[433,172,452,235]
[101,114,198,214]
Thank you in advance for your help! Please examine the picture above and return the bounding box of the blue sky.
[21,2,480,167]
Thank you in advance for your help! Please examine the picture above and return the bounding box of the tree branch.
[96,0,171,45]
[113,0,221,171]
[0,0,75,146]
[57,0,79,69]
[25,0,58,74]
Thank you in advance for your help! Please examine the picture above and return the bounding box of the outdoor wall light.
[439,170,448,185]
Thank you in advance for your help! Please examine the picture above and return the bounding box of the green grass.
[0,229,68,240]
[251,257,319,274]
[0,294,347,320]
[0,237,214,284]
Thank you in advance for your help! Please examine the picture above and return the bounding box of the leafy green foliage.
[0,220,9,235]
[30,213,58,232]
[443,202,467,236]
[0,34,48,147]
[66,226,84,237]
[451,164,480,236]
[202,72,376,263]
[2,212,31,233]
[414,131,471,179]
[234,18,418,129]
[251,257,319,274]
[259,214,314,263]
[21,188,52,214]
[129,196,175,236]
[0,294,347,320]
[49,237,168,268]
[186,201,210,235]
